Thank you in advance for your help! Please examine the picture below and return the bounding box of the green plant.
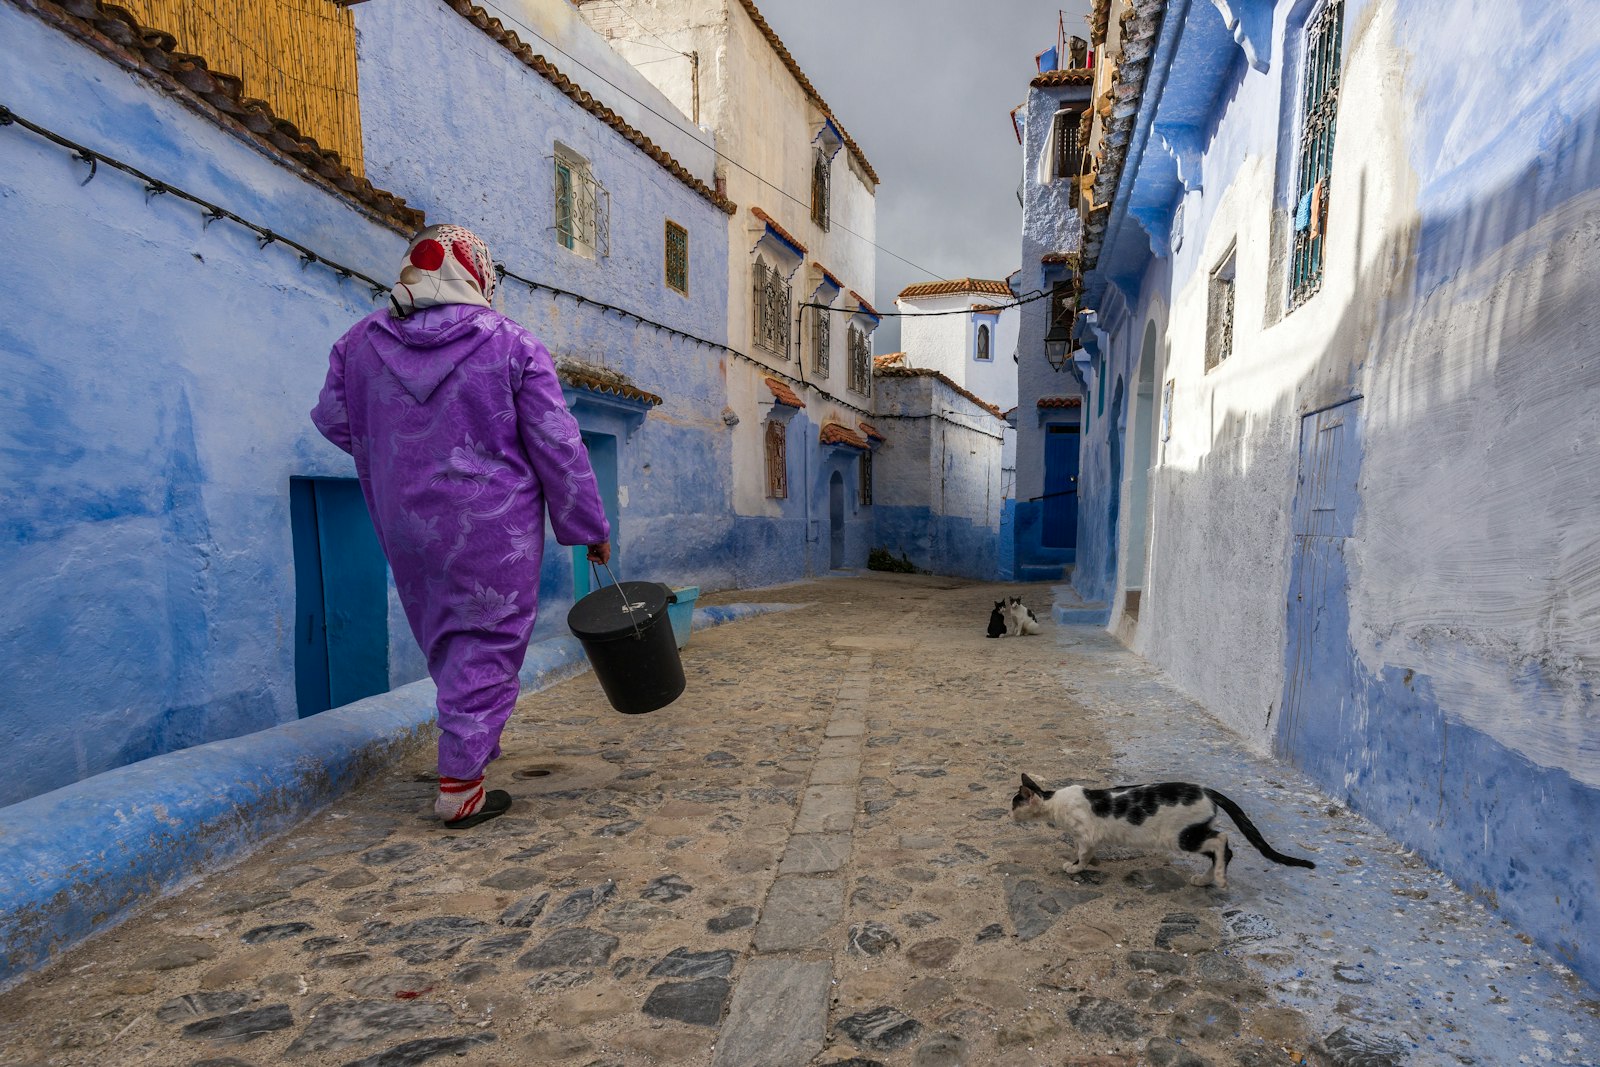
[867,547,921,573]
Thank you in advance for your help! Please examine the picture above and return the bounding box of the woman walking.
[312,224,609,827]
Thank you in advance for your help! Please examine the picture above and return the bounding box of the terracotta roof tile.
[19,0,424,233]
[970,302,1004,313]
[1037,395,1084,408]
[733,0,878,185]
[812,261,843,291]
[858,421,885,441]
[764,376,805,408]
[897,278,1014,300]
[447,1,735,215]
[752,207,807,254]
[819,421,868,449]
[558,364,663,406]
[874,365,1005,420]
[1031,67,1094,87]
[873,351,907,368]
[848,290,879,318]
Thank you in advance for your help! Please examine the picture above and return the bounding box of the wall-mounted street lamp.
[1044,278,1077,371]
[1045,322,1072,371]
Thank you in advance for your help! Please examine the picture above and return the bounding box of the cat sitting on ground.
[1005,596,1042,636]
[1010,773,1316,888]
[987,601,1008,638]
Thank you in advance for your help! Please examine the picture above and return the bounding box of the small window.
[1289,0,1344,308]
[975,322,992,362]
[1206,245,1236,372]
[847,325,871,397]
[753,256,792,357]
[664,220,688,294]
[1054,110,1082,179]
[811,149,831,231]
[765,420,788,498]
[859,450,873,506]
[812,305,831,376]
[553,145,609,258]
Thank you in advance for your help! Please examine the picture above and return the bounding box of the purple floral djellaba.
[311,303,609,779]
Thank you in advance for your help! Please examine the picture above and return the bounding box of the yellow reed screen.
[121,0,364,176]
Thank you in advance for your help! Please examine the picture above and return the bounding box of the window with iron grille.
[664,220,688,294]
[975,322,992,362]
[859,450,872,506]
[847,325,871,396]
[1054,109,1082,179]
[765,420,788,498]
[812,305,831,376]
[811,149,831,231]
[1206,245,1236,372]
[553,145,609,258]
[1289,0,1343,308]
[753,257,791,357]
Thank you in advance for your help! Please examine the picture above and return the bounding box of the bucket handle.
[590,559,646,641]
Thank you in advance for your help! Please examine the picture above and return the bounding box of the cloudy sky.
[756,0,1093,350]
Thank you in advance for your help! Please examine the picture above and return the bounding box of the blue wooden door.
[290,477,389,717]
[572,432,620,599]
[1278,400,1363,777]
[829,471,845,569]
[1042,424,1080,549]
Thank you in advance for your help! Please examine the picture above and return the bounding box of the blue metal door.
[1042,424,1080,549]
[1278,399,1363,778]
[572,432,620,599]
[290,477,389,717]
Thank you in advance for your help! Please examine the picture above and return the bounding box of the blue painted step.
[1018,563,1067,582]
[1052,601,1110,625]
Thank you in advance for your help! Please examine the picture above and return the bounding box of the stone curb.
[0,602,793,989]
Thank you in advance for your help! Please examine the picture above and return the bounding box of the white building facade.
[578,0,882,577]
[893,278,1020,415]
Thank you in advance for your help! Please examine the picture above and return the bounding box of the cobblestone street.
[1,574,1596,1067]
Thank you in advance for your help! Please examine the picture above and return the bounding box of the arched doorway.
[1106,377,1125,591]
[1123,322,1159,616]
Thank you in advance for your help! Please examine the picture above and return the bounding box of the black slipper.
[440,789,512,829]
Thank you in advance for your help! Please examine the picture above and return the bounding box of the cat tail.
[1203,789,1316,869]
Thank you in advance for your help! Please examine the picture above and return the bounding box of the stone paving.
[1,573,1597,1067]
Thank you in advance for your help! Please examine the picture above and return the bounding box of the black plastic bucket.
[567,580,685,714]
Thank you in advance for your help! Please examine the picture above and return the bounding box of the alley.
[1,574,1595,1067]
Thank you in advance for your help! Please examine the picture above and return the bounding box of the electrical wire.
[1,102,1007,433]
[800,289,1050,318]
[471,0,955,284]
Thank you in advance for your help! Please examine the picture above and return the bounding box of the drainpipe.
[690,51,701,126]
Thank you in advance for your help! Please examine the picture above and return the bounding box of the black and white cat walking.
[1011,773,1315,888]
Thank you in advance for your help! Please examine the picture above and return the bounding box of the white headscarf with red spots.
[390,224,497,317]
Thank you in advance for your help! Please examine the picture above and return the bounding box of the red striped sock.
[436,775,485,822]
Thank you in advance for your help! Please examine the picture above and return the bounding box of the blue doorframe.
[829,470,845,569]
[1042,423,1080,550]
[290,477,389,716]
[572,431,620,599]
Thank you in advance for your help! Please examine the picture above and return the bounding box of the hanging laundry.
[1294,188,1313,231]
[1309,180,1326,239]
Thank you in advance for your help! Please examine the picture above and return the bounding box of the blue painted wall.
[871,373,1005,579]
[0,4,408,806]
[0,0,736,806]
[1074,0,1600,986]
[1014,80,1091,582]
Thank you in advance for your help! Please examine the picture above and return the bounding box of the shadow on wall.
[1130,95,1600,987]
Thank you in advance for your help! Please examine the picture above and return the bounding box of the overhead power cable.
[472,0,955,284]
[3,103,1007,430]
